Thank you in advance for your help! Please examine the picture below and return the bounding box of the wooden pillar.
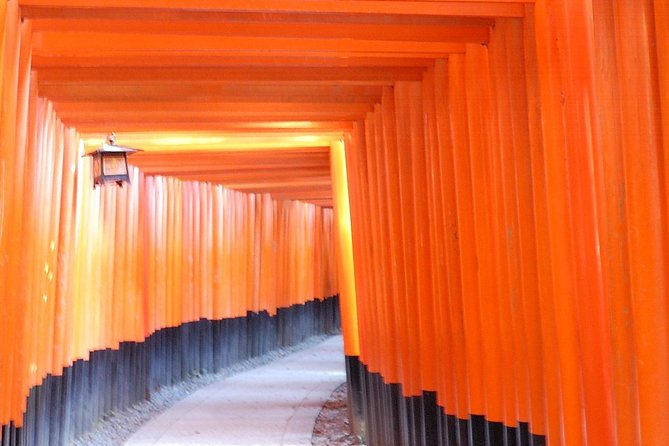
[330,139,360,357]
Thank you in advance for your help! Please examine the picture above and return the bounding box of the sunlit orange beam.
[28,18,491,43]
[72,126,351,139]
[131,146,330,155]
[198,187,333,199]
[134,161,331,171]
[53,103,372,125]
[23,9,495,31]
[18,0,528,18]
[268,190,334,199]
[132,161,331,170]
[39,85,384,103]
[127,147,331,157]
[31,31,467,55]
[222,178,332,188]
[219,177,332,191]
[54,101,372,114]
[21,5,495,27]
[76,122,354,133]
[133,158,331,170]
[132,155,332,170]
[304,200,333,208]
[57,115,364,124]
[36,67,425,84]
[130,155,330,169]
[236,190,332,201]
[21,8,495,27]
[130,157,330,169]
[60,116,363,128]
[177,174,333,185]
[43,92,380,105]
[90,135,340,152]
[120,126,343,136]
[147,169,332,181]
[269,189,332,195]
[31,55,437,68]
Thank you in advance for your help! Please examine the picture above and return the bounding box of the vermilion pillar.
[330,139,360,357]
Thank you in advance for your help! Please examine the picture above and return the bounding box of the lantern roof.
[92,142,141,154]
[83,135,142,157]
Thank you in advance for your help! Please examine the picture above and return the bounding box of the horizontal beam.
[39,84,384,103]
[271,194,333,201]
[143,168,331,179]
[77,121,352,136]
[62,117,361,128]
[37,67,425,84]
[31,54,437,68]
[118,141,329,151]
[179,174,333,186]
[132,157,330,168]
[230,183,333,194]
[302,200,332,208]
[28,18,490,44]
[38,67,392,103]
[54,101,373,113]
[131,151,331,171]
[31,31,467,56]
[53,102,372,126]
[131,146,330,156]
[266,189,334,199]
[22,8,495,27]
[133,161,330,172]
[181,180,333,193]
[76,123,353,134]
[103,134,339,150]
[19,1,528,18]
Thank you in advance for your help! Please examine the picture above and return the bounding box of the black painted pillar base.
[346,355,547,446]
[345,355,365,437]
[0,295,340,446]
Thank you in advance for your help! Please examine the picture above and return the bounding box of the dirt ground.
[312,383,366,446]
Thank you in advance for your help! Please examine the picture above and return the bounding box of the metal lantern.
[85,133,141,187]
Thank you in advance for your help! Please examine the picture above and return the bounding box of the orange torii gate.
[1,1,669,445]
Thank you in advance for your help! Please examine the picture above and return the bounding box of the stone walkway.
[124,335,345,445]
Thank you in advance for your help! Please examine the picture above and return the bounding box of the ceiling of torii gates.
[18,0,531,207]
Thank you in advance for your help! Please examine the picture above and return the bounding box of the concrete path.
[124,335,345,446]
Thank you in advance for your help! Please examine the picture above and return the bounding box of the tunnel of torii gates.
[0,0,668,445]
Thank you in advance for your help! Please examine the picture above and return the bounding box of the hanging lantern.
[84,133,141,187]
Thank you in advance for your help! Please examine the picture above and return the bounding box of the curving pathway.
[124,335,345,446]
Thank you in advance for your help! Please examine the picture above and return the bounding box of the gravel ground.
[73,335,332,446]
[312,383,366,446]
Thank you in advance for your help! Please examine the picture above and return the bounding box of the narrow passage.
[124,336,345,446]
